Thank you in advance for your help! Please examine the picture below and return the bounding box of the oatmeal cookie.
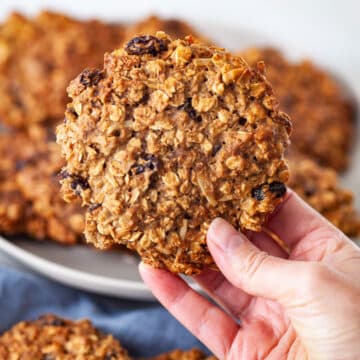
[241,48,356,171]
[0,178,30,235]
[0,12,36,67]
[149,349,216,360]
[0,130,40,235]
[125,15,207,43]
[0,127,84,244]
[288,152,360,238]
[0,11,124,128]
[0,314,131,359]
[57,33,291,274]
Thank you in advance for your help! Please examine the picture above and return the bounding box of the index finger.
[139,262,239,359]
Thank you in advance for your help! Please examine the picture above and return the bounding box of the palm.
[192,264,305,359]
[198,223,359,359]
[223,284,304,359]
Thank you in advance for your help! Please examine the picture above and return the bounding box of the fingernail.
[207,218,246,252]
[138,262,151,276]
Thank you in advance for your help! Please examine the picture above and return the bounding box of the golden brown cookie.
[0,130,41,236]
[0,12,37,68]
[57,33,291,274]
[0,11,124,128]
[148,349,216,360]
[0,179,30,235]
[288,152,360,238]
[241,48,356,171]
[0,314,131,360]
[0,127,84,244]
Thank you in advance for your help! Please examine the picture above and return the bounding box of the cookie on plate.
[241,48,356,171]
[288,151,360,238]
[0,11,124,128]
[57,32,291,274]
[149,349,216,360]
[0,175,31,235]
[0,314,131,359]
[0,127,84,244]
[0,130,45,236]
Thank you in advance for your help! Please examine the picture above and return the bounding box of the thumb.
[207,218,304,302]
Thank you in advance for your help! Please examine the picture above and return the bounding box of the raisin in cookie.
[288,151,360,238]
[0,314,130,360]
[0,11,124,128]
[241,48,356,171]
[57,33,291,274]
[149,349,216,360]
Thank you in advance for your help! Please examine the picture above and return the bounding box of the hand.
[139,191,360,360]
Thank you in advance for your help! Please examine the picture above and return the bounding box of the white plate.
[0,5,359,300]
[0,236,205,300]
[0,236,155,300]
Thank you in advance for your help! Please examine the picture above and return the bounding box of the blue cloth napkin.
[0,266,209,357]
